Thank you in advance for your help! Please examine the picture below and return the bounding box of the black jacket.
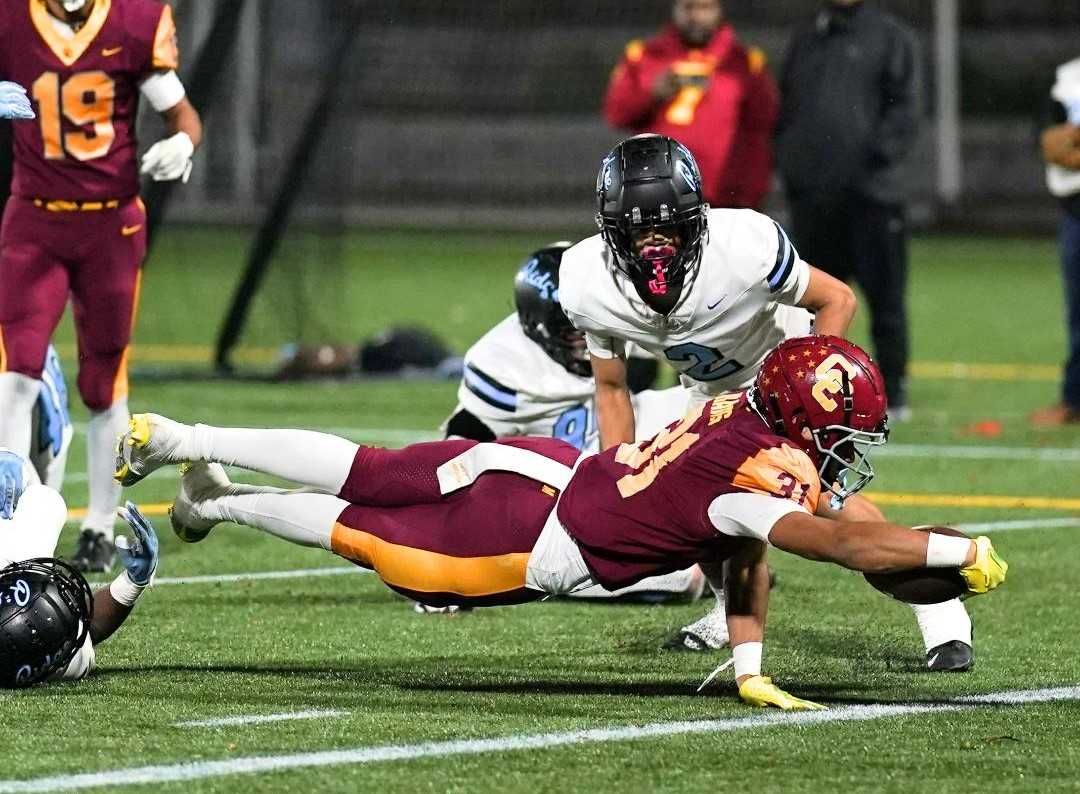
[775,2,919,205]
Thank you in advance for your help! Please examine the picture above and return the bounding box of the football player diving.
[558,133,976,670]
[443,242,702,604]
[115,336,1007,710]
[0,450,158,687]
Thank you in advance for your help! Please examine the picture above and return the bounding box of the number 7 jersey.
[559,208,814,401]
[0,0,179,200]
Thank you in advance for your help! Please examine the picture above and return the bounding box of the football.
[864,526,969,604]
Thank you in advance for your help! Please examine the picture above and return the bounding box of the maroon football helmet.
[750,335,889,506]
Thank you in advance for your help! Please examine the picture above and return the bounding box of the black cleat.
[69,529,116,573]
[926,640,973,672]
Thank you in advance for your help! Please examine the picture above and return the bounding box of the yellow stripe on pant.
[330,523,530,597]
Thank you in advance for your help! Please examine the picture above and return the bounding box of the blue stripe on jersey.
[463,364,518,412]
[37,345,71,456]
[766,221,796,292]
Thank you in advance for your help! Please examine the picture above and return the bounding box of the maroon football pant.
[0,196,146,411]
[330,437,579,607]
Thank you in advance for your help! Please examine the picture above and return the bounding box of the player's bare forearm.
[723,542,769,678]
[162,97,202,148]
[797,266,857,337]
[88,587,136,646]
[1041,123,1080,168]
[815,492,885,522]
[770,512,976,574]
[592,355,635,449]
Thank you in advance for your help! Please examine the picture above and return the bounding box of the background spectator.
[602,0,778,210]
[775,0,919,418]
[1033,57,1080,426]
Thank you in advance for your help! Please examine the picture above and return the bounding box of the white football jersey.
[559,208,814,401]
[0,483,96,682]
[449,313,691,450]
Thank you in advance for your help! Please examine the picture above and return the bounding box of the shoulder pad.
[731,444,820,512]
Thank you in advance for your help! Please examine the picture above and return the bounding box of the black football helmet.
[0,558,93,688]
[596,134,708,315]
[513,242,590,377]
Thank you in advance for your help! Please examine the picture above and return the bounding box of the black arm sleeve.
[444,408,497,442]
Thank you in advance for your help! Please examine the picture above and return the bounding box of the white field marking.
[175,710,349,729]
[84,566,368,588]
[877,443,1080,463]
[957,517,1080,533]
[0,686,1076,793]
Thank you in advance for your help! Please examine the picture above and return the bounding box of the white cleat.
[663,596,730,652]
[170,462,231,543]
[114,413,190,487]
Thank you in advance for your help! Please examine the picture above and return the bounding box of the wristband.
[732,641,763,680]
[109,570,147,607]
[925,533,972,568]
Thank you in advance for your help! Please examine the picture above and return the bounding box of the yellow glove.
[959,535,1008,595]
[737,676,825,710]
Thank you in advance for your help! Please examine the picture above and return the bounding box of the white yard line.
[877,443,1080,463]
[957,517,1080,533]
[84,566,367,588]
[175,710,349,729]
[1,686,1076,793]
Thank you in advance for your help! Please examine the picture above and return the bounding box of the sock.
[909,599,972,652]
[198,490,345,550]
[82,401,128,539]
[0,373,42,459]
[188,425,359,493]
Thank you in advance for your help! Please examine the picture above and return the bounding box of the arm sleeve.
[871,23,920,168]
[584,331,625,361]
[708,491,809,543]
[139,70,186,112]
[602,41,657,129]
[760,216,810,303]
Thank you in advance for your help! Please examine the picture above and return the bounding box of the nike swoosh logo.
[707,297,726,310]
[102,46,123,56]
[121,224,142,236]
[927,653,940,668]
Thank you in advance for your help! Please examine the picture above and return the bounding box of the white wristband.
[925,533,972,568]
[732,641,763,680]
[109,570,147,607]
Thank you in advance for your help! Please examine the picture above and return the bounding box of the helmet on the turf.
[749,336,889,506]
[595,134,708,315]
[514,242,590,377]
[0,558,93,688]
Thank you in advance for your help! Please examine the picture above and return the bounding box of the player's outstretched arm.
[89,503,159,645]
[795,266,857,337]
[592,354,635,450]
[768,512,1007,595]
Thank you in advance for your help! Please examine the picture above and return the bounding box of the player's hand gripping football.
[738,676,825,711]
[140,131,194,182]
[959,535,1007,596]
[0,81,34,120]
[116,501,160,586]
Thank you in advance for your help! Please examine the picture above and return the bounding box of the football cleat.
[170,462,230,543]
[663,597,729,652]
[68,529,116,573]
[926,640,973,672]
[114,413,189,487]
[413,602,472,616]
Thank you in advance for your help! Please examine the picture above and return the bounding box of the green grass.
[4,230,1080,793]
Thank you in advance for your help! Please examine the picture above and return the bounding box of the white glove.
[0,81,34,120]
[140,131,194,183]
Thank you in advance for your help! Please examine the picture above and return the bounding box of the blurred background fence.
[149,0,1078,234]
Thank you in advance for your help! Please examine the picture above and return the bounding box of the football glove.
[116,501,159,586]
[0,81,34,120]
[140,131,194,183]
[959,535,1007,595]
[0,450,26,520]
[738,676,825,711]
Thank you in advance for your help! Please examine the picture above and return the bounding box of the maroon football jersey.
[0,0,179,200]
[558,393,822,590]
